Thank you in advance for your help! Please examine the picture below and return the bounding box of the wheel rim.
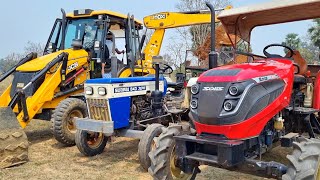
[67,110,83,133]
[169,146,192,180]
[151,139,157,152]
[86,132,104,149]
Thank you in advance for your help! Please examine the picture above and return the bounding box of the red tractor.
[148,1,320,179]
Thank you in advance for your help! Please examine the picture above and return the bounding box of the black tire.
[282,137,320,180]
[138,124,164,171]
[148,124,195,180]
[52,98,88,146]
[75,130,108,156]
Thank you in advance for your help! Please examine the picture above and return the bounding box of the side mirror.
[94,41,101,51]
[48,42,57,52]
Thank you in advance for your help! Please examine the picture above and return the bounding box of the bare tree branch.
[164,0,231,68]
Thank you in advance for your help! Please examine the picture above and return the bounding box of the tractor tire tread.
[282,137,320,180]
[138,124,164,171]
[75,130,107,156]
[52,98,87,146]
[148,124,193,180]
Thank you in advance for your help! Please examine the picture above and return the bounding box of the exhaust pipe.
[60,9,67,50]
[206,3,218,69]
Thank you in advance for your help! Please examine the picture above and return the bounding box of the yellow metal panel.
[66,10,143,25]
[144,12,215,29]
[0,85,12,107]
[17,65,63,128]
[118,68,155,77]
[143,29,165,69]
[42,89,84,109]
[118,68,133,77]
[16,49,88,72]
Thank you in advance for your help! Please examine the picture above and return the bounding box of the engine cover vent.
[204,69,241,77]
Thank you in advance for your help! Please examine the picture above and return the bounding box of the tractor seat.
[294,75,306,85]
[287,50,308,75]
[167,82,184,90]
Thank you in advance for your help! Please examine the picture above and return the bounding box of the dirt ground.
[0,120,291,180]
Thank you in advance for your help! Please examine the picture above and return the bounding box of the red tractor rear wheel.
[282,137,320,180]
[148,124,195,180]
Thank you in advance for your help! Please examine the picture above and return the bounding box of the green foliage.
[0,53,22,73]
[281,32,319,64]
[308,19,320,49]
[237,40,252,52]
[281,33,301,53]
[299,37,319,64]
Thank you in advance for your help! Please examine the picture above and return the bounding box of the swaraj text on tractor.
[0,9,143,168]
[148,1,320,179]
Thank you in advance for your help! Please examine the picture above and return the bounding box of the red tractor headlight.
[190,99,198,109]
[223,100,237,112]
[229,84,244,96]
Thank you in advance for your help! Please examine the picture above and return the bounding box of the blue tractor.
[75,56,190,170]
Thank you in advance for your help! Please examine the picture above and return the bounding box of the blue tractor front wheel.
[75,130,108,156]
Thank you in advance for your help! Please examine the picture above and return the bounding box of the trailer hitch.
[243,159,287,179]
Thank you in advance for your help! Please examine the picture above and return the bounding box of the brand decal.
[202,87,224,91]
[253,74,279,83]
[90,102,107,108]
[114,86,147,93]
[151,14,167,20]
[68,62,79,71]
[16,83,25,88]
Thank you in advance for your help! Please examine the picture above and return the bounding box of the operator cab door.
[44,19,62,55]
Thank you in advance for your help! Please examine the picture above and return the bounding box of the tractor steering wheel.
[263,44,294,58]
[152,63,173,74]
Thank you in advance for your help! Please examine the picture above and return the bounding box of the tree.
[165,0,231,68]
[280,33,319,64]
[299,35,319,64]
[237,40,252,52]
[24,41,44,57]
[0,41,44,73]
[0,53,23,73]
[308,19,320,49]
[281,33,301,53]
[175,0,231,50]
[165,37,187,70]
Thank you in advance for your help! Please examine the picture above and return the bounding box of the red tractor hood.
[198,59,294,83]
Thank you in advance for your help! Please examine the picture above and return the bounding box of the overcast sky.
[0,0,313,58]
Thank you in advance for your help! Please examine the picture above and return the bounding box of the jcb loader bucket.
[0,107,29,168]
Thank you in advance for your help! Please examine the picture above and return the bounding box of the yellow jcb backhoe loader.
[0,9,143,168]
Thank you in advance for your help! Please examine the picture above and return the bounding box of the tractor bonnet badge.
[202,87,224,91]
